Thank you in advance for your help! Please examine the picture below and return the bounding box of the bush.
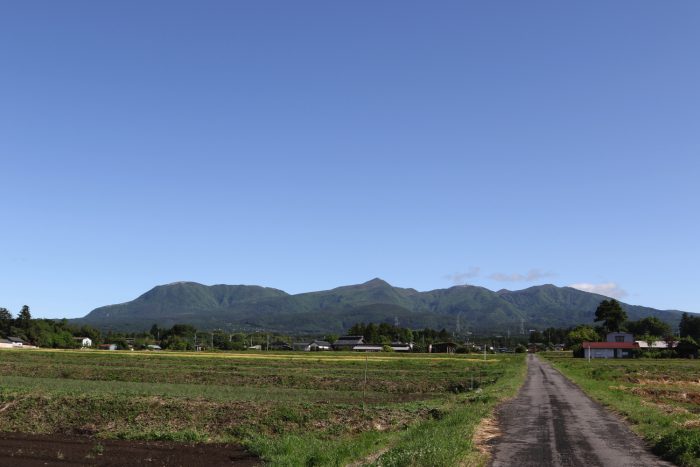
[654,429,700,466]
[639,349,675,359]
[676,337,699,359]
[570,344,584,358]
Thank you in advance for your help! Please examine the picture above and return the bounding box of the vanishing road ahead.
[490,354,673,467]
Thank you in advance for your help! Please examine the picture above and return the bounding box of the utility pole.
[362,353,369,411]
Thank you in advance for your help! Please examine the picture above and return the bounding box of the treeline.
[146,324,295,351]
[0,306,100,348]
[347,322,451,346]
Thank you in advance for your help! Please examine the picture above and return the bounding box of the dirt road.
[490,354,673,467]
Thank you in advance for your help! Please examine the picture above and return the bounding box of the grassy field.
[542,352,700,467]
[0,349,525,466]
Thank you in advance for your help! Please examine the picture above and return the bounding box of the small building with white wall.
[583,332,638,359]
[636,340,677,349]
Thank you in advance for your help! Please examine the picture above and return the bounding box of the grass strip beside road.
[542,352,700,467]
[367,353,527,467]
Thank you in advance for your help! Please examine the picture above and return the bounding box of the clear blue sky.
[1,1,698,319]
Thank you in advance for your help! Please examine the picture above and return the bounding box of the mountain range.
[73,279,688,335]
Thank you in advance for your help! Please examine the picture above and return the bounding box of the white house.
[0,338,13,349]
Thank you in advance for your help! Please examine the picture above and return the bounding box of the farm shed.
[333,336,365,350]
[636,340,677,349]
[0,338,13,349]
[390,342,413,352]
[582,341,639,359]
[7,337,27,348]
[294,340,332,351]
[310,340,332,351]
[269,341,293,351]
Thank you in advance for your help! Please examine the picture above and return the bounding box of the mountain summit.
[74,280,688,334]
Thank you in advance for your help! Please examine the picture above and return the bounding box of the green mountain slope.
[74,279,690,334]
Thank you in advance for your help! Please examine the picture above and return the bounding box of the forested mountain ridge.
[74,278,688,334]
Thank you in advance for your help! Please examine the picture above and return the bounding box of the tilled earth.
[0,432,259,466]
[489,354,674,467]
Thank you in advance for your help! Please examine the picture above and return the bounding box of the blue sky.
[1,1,698,319]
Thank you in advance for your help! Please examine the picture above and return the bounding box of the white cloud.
[444,267,481,285]
[569,282,628,299]
[488,269,556,282]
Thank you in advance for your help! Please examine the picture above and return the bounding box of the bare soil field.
[0,349,525,465]
[0,432,259,466]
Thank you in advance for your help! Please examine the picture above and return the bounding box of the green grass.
[0,349,526,465]
[542,352,700,467]
[371,359,525,467]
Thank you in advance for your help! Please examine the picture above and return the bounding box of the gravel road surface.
[490,354,673,467]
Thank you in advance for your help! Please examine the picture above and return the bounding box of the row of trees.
[0,305,101,348]
[347,322,451,346]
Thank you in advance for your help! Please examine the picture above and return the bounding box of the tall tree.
[625,316,671,338]
[594,299,627,333]
[0,307,12,334]
[680,312,700,340]
[566,325,599,347]
[17,305,31,329]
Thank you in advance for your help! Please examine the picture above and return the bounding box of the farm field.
[0,349,525,466]
[543,352,700,467]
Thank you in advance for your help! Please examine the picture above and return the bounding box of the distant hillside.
[73,278,689,334]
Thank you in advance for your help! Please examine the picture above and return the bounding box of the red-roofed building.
[583,332,639,359]
[582,342,639,359]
